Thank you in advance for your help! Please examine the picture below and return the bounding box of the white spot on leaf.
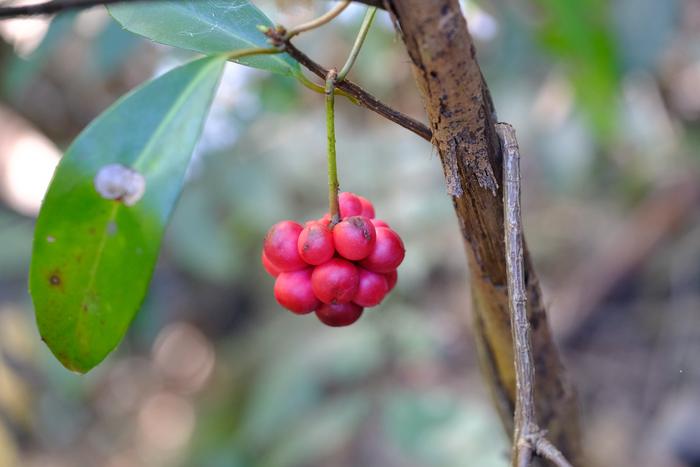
[94,164,146,206]
[46,236,55,243]
[107,221,118,236]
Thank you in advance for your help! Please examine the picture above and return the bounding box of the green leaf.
[109,0,300,77]
[29,55,226,373]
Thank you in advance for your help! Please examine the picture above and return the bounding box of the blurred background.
[0,0,699,466]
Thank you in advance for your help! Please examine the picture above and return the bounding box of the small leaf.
[109,0,300,77]
[29,55,226,373]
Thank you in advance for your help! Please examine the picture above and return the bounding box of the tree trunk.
[383,1,584,464]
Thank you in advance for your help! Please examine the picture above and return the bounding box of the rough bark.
[0,0,583,462]
[384,1,584,464]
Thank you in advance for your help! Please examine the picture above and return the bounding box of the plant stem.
[337,6,377,82]
[0,0,136,18]
[295,72,359,104]
[227,47,281,61]
[285,1,351,40]
[325,69,340,225]
[277,40,431,142]
[499,122,573,467]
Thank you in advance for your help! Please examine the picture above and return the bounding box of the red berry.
[339,192,362,218]
[311,258,359,304]
[353,267,388,307]
[274,268,319,314]
[264,221,306,272]
[261,251,280,277]
[385,270,398,291]
[319,213,332,227]
[298,221,334,265]
[315,302,363,327]
[333,216,376,261]
[371,219,389,229]
[359,227,405,273]
[357,195,375,218]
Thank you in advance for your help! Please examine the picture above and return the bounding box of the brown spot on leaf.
[49,274,61,286]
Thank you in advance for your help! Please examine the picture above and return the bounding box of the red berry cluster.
[261,192,405,327]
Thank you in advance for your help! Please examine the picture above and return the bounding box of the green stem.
[296,72,359,105]
[284,0,351,40]
[227,46,363,105]
[325,69,340,225]
[297,72,326,94]
[230,44,358,104]
[337,6,377,82]
[227,47,281,62]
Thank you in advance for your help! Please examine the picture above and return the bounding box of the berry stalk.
[325,68,340,225]
[337,6,377,82]
[283,0,351,40]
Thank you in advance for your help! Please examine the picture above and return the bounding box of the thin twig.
[0,0,383,18]
[498,122,574,467]
[337,5,376,81]
[273,37,432,142]
[335,0,383,7]
[285,1,350,39]
[0,0,142,18]
[532,436,574,467]
[500,122,536,467]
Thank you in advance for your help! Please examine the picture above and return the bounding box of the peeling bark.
[384,1,584,464]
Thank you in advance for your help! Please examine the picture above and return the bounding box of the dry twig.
[0,0,140,17]
[267,32,432,142]
[499,122,574,467]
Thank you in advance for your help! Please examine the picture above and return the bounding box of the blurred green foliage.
[2,12,76,97]
[0,0,698,466]
[534,0,620,139]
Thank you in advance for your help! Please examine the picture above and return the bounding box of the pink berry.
[371,219,389,229]
[274,268,319,314]
[311,258,359,304]
[298,221,334,265]
[315,302,363,327]
[385,270,398,291]
[338,192,362,218]
[333,216,376,261]
[318,213,332,227]
[264,221,306,272]
[261,251,280,277]
[353,267,389,307]
[357,195,375,218]
[359,227,405,273]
